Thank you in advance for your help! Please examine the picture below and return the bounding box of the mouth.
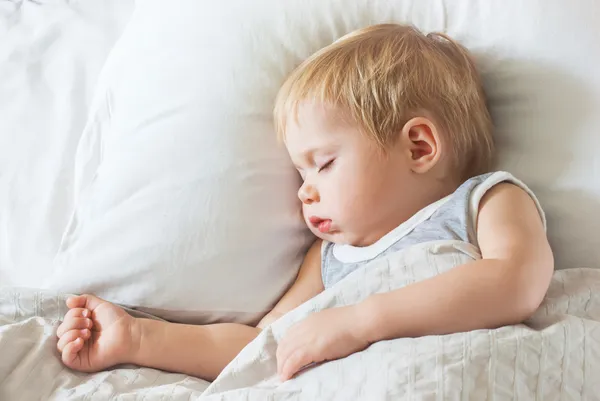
[308,216,332,234]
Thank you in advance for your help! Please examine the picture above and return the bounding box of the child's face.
[285,102,414,247]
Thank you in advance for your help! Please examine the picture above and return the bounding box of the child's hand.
[276,306,370,381]
[56,294,138,372]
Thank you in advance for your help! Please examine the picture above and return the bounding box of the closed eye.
[317,159,335,173]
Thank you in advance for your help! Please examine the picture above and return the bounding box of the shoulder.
[477,181,552,265]
[455,171,547,245]
[467,171,546,227]
[477,173,544,226]
[478,181,538,222]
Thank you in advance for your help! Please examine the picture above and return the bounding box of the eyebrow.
[291,147,316,168]
[294,145,331,164]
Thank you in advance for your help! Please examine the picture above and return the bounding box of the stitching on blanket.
[581,318,588,401]
[435,335,443,401]
[577,317,585,399]
[13,291,19,322]
[52,292,61,324]
[567,277,573,315]
[487,330,497,400]
[460,332,469,401]
[512,323,521,397]
[45,291,55,323]
[384,341,391,400]
[534,322,545,401]
[435,253,446,400]
[584,278,592,315]
[560,322,569,400]
[407,337,414,399]
[34,291,40,318]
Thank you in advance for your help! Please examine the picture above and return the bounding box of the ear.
[399,117,442,174]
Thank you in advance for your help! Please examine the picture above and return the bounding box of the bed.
[2,1,600,400]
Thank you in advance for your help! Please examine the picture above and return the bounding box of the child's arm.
[130,320,259,380]
[276,183,554,380]
[57,239,324,381]
[257,239,325,329]
[56,294,260,381]
[357,183,553,341]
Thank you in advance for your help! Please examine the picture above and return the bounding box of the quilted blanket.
[1,241,599,400]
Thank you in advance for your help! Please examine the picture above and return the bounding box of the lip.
[308,216,325,225]
[308,216,332,233]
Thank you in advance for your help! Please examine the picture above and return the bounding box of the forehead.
[284,101,353,153]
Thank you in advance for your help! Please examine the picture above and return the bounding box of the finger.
[276,338,293,375]
[57,318,93,338]
[57,329,90,352]
[280,348,312,381]
[276,328,306,373]
[276,340,285,373]
[57,329,79,353]
[66,294,105,311]
[62,337,84,367]
[64,307,91,320]
[66,295,87,309]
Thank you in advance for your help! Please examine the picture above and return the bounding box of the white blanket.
[1,241,599,400]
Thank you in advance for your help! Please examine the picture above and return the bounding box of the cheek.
[332,173,369,213]
[340,163,386,210]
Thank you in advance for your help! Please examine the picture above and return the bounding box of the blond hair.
[273,24,494,179]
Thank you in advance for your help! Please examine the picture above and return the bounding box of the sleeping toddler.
[56,24,554,382]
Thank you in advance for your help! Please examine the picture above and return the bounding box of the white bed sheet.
[1,242,599,400]
[0,0,133,286]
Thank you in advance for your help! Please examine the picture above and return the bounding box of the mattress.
[0,0,134,286]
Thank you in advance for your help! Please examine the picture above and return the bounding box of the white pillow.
[47,0,316,324]
[47,0,600,323]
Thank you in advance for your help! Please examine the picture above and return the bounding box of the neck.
[422,174,460,207]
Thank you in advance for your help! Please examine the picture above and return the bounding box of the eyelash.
[317,159,334,173]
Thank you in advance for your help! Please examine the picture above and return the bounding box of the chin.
[326,233,356,246]
[311,230,342,244]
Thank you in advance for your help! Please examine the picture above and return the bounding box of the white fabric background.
[0,0,134,286]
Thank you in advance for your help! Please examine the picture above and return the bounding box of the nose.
[298,182,319,204]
